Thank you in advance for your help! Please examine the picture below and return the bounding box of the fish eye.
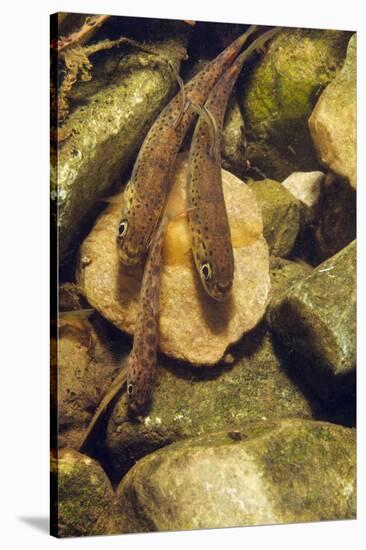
[200,262,212,281]
[117,220,128,239]
[127,383,133,395]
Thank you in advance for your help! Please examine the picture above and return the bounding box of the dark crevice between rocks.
[270,333,356,427]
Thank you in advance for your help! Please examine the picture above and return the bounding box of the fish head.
[194,235,234,301]
[126,355,155,416]
[116,205,151,266]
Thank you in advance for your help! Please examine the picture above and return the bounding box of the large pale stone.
[113,419,356,533]
[76,153,271,365]
[309,35,356,188]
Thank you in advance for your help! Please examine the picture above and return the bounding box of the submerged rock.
[268,257,313,308]
[76,153,270,365]
[51,29,188,262]
[309,34,356,189]
[269,241,356,403]
[113,419,355,532]
[106,329,318,477]
[221,96,247,178]
[51,313,129,449]
[282,171,325,224]
[50,449,116,537]
[247,179,301,257]
[241,29,351,181]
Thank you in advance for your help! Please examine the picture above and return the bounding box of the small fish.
[116,25,257,266]
[187,27,281,300]
[126,213,171,416]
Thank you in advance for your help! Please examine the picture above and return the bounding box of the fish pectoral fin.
[192,103,219,158]
[166,60,188,129]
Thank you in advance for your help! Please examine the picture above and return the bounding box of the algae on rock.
[269,240,356,402]
[51,30,189,261]
[51,449,116,537]
[112,419,355,533]
[106,329,320,478]
[247,179,302,257]
[241,29,351,181]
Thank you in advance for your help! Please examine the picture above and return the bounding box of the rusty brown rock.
[76,153,270,365]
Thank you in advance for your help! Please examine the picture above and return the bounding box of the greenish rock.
[268,241,356,402]
[113,419,355,532]
[50,449,116,538]
[51,32,188,261]
[247,179,301,257]
[268,256,313,308]
[241,29,351,181]
[309,34,356,188]
[106,329,320,478]
[221,96,247,178]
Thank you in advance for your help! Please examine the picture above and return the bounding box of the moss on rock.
[247,179,301,257]
[50,449,116,537]
[51,30,188,261]
[241,29,351,181]
[106,328,319,478]
[268,240,356,402]
[113,419,355,532]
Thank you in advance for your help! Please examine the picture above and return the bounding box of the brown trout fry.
[187,27,281,301]
[116,25,257,265]
[126,213,169,416]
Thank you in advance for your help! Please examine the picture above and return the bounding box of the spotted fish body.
[126,214,169,415]
[187,27,281,301]
[116,26,257,265]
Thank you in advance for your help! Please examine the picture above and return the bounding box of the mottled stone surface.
[76,154,271,365]
[106,329,319,477]
[269,241,356,402]
[241,29,351,180]
[247,179,301,257]
[51,314,129,449]
[50,449,116,537]
[51,29,188,261]
[268,256,313,313]
[309,35,356,188]
[113,419,355,532]
[282,171,325,223]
